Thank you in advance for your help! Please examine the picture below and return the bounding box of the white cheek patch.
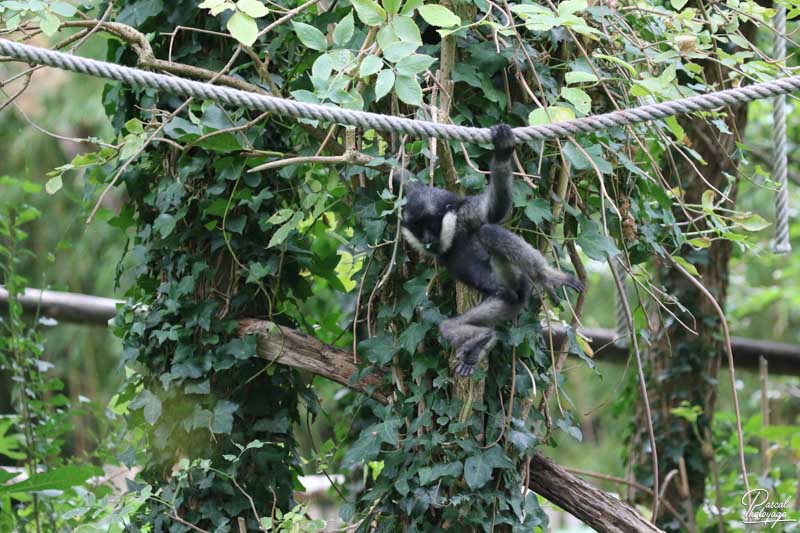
[439,211,457,253]
[401,227,430,256]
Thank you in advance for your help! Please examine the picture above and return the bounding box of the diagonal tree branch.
[237,318,662,532]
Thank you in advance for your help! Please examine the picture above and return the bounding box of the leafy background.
[0,0,798,531]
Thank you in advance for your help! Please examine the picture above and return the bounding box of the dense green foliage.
[0,0,799,532]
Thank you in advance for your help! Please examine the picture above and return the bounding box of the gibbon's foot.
[564,274,585,293]
[454,331,497,377]
[490,123,515,161]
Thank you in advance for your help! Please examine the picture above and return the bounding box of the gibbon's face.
[400,186,462,255]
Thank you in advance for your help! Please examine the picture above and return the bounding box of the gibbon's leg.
[439,296,523,377]
[478,224,584,300]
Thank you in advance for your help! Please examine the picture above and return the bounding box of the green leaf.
[51,1,78,16]
[565,71,598,84]
[557,0,587,16]
[292,22,328,51]
[0,465,102,494]
[312,53,333,81]
[45,176,62,195]
[731,213,770,232]
[394,75,422,105]
[464,453,492,489]
[672,255,699,277]
[359,55,383,77]
[266,208,295,225]
[351,0,386,26]
[524,198,553,225]
[211,400,238,434]
[400,0,423,15]
[576,220,619,261]
[39,13,60,36]
[383,0,401,15]
[374,69,395,101]
[129,389,162,425]
[688,237,711,249]
[395,53,435,76]
[237,0,269,18]
[125,118,144,134]
[417,4,460,27]
[383,41,418,62]
[417,462,462,485]
[227,11,259,46]
[528,106,575,125]
[391,15,421,44]
[153,213,177,238]
[671,0,689,9]
[333,11,354,46]
[268,212,303,247]
[357,334,397,365]
[560,87,591,115]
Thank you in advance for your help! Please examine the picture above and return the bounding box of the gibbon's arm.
[483,123,515,224]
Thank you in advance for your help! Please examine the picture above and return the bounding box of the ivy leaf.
[333,11,354,46]
[394,75,422,106]
[292,22,328,51]
[268,212,302,247]
[417,462,463,485]
[357,334,398,365]
[0,465,102,494]
[576,220,619,261]
[266,208,295,225]
[359,55,383,77]
[463,453,493,489]
[417,4,460,27]
[45,176,63,195]
[130,389,162,426]
[374,69,395,101]
[351,0,386,26]
[211,400,238,434]
[153,213,177,238]
[237,0,268,18]
[227,11,258,46]
[523,198,552,225]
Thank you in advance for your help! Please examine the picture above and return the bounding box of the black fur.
[396,124,584,376]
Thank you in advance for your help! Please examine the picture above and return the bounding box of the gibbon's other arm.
[458,124,515,229]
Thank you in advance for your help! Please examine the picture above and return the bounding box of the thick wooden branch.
[238,318,662,532]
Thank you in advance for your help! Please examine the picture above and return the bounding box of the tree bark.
[237,318,663,532]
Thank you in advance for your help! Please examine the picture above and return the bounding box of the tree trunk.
[629,20,756,529]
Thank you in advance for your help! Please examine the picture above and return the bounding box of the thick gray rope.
[772,5,792,254]
[4,39,800,145]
